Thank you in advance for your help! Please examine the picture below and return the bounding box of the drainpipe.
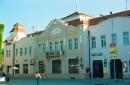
[88,27,91,79]
[12,43,15,77]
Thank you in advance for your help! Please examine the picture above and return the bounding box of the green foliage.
[0,24,4,67]
[0,24,4,31]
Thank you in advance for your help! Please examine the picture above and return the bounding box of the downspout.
[87,26,91,79]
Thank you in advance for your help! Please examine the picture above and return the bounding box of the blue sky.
[0,0,129,39]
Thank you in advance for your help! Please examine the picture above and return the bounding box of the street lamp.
[100,11,117,79]
[126,0,128,11]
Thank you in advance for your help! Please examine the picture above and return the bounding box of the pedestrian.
[6,71,11,83]
[2,71,5,77]
[43,71,47,79]
[35,72,41,85]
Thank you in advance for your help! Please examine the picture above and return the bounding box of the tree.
[0,24,4,70]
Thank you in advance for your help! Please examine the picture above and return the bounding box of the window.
[39,61,45,73]
[91,37,96,48]
[8,50,10,57]
[60,41,64,51]
[123,32,129,45]
[74,38,78,49]
[15,64,20,74]
[68,58,79,74]
[68,39,73,50]
[52,60,61,74]
[16,49,18,56]
[20,48,23,56]
[29,47,32,55]
[43,43,45,53]
[24,47,27,55]
[55,42,59,52]
[49,42,53,52]
[101,35,106,47]
[6,50,8,57]
[111,34,117,45]
[23,64,28,74]
[39,44,41,48]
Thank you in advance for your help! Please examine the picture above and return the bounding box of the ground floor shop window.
[23,64,28,74]
[15,64,19,74]
[68,58,79,74]
[52,60,61,74]
[39,61,45,73]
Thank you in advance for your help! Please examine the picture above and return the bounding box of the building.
[89,10,130,79]
[3,12,92,78]
[3,10,130,79]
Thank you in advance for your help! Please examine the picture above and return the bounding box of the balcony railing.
[45,50,64,58]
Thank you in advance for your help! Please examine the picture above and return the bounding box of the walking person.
[43,71,47,79]
[6,71,11,83]
[35,72,41,85]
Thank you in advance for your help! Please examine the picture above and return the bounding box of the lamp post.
[100,11,117,79]
[110,11,117,79]
[126,0,127,11]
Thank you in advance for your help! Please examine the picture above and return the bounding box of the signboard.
[109,43,117,57]
[91,53,103,56]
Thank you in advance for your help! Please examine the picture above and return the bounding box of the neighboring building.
[89,10,130,79]
[3,12,93,78]
[3,10,130,79]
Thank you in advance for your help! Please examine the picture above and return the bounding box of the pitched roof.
[10,22,25,33]
[89,10,130,26]
[27,31,43,37]
[61,11,92,20]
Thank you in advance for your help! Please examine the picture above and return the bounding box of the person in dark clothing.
[6,71,11,82]
[2,72,5,77]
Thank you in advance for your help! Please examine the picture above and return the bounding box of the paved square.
[1,78,130,85]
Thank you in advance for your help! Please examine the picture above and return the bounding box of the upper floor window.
[49,42,53,52]
[20,48,23,56]
[8,50,10,57]
[16,49,18,56]
[101,35,106,47]
[55,42,59,52]
[60,41,64,51]
[123,32,129,45]
[24,47,27,55]
[6,50,8,57]
[68,39,73,50]
[74,38,78,49]
[111,33,117,45]
[29,47,32,55]
[91,37,96,48]
[43,43,45,53]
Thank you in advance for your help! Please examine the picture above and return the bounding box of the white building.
[89,10,130,79]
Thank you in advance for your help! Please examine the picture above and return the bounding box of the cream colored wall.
[37,19,85,74]
[15,37,36,74]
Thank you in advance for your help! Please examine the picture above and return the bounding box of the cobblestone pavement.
[1,78,130,85]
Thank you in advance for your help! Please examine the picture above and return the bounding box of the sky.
[0,0,129,39]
